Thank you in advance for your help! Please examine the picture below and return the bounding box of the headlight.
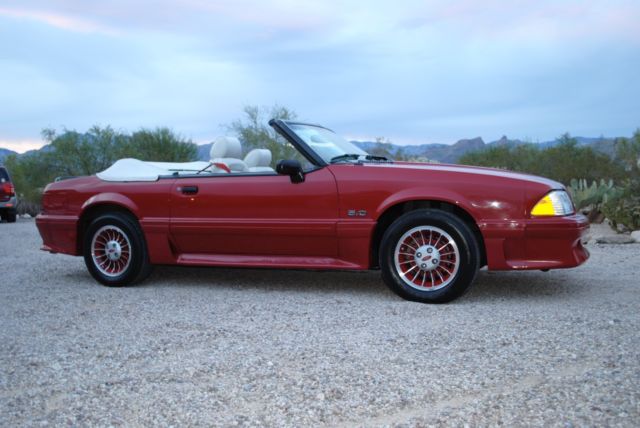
[531,190,574,216]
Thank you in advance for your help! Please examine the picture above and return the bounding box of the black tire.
[379,209,481,303]
[6,210,17,223]
[83,212,153,287]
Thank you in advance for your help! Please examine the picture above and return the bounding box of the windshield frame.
[270,119,369,167]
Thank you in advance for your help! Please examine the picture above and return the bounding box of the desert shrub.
[567,178,616,223]
[602,130,640,229]
[602,179,640,230]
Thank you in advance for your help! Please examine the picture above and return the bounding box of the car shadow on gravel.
[59,264,588,303]
[144,265,393,297]
[141,265,586,303]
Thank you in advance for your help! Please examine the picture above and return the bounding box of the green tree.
[459,133,624,184]
[227,104,305,166]
[7,125,197,213]
[4,152,52,210]
[614,129,640,176]
[602,129,640,229]
[120,127,197,162]
[41,125,126,177]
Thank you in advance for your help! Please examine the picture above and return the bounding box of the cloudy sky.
[1,0,639,152]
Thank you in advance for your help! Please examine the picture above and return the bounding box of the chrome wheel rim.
[394,226,460,291]
[91,225,131,277]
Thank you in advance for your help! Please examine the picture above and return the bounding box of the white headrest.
[211,136,242,159]
[244,149,272,168]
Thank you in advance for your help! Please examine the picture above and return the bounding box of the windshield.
[288,124,368,163]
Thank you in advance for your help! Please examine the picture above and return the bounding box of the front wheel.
[83,213,152,286]
[380,209,481,303]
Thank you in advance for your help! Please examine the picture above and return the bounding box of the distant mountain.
[0,148,18,164]
[353,136,617,163]
[0,135,621,165]
[197,143,213,161]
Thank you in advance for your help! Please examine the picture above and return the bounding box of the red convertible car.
[36,120,589,303]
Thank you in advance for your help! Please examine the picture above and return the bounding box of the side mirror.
[276,159,305,183]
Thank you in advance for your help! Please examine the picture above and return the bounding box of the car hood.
[363,162,564,188]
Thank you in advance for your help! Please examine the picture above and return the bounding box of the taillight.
[2,182,15,196]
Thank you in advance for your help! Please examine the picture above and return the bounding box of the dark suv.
[0,166,17,223]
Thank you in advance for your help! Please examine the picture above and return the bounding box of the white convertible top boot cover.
[97,158,218,182]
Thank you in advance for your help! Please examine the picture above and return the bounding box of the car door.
[169,168,339,259]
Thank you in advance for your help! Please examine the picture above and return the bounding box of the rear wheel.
[1,209,16,223]
[380,209,480,303]
[83,212,152,286]
[6,210,16,223]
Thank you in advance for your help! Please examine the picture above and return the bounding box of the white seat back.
[244,149,274,172]
[210,136,247,172]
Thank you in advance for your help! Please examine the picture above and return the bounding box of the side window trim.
[159,166,323,180]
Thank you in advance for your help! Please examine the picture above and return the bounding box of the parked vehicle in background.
[0,166,17,223]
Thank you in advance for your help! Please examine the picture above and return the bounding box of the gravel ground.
[1,218,639,427]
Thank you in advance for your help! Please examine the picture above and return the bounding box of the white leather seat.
[210,136,248,172]
[244,149,274,172]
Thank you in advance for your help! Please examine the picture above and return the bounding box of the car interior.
[209,136,274,173]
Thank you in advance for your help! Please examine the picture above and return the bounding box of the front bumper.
[35,214,80,255]
[480,214,590,270]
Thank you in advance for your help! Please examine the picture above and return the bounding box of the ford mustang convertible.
[36,120,589,303]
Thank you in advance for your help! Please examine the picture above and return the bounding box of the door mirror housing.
[276,159,305,183]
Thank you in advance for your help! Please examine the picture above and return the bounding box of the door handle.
[179,185,199,195]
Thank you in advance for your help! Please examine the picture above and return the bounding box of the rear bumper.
[480,214,590,270]
[0,196,17,210]
[35,214,80,255]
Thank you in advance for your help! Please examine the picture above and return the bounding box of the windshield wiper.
[330,154,392,164]
[363,155,390,162]
[330,154,362,163]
